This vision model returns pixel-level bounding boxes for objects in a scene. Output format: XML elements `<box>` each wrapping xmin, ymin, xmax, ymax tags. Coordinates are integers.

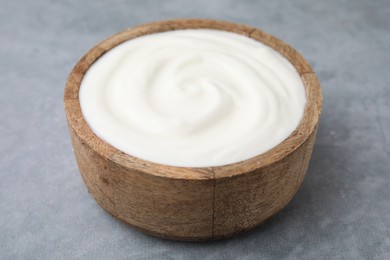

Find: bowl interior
<box><xmin>64</xmin><ymin>19</ymin><xmax>322</xmax><ymax>180</ymax></box>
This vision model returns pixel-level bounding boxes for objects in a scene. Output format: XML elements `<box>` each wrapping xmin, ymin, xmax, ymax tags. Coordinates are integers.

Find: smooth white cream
<box><xmin>79</xmin><ymin>29</ymin><xmax>306</xmax><ymax>167</ymax></box>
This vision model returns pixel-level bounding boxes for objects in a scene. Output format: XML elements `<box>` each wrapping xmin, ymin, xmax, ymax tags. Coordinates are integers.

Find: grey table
<box><xmin>1</xmin><ymin>0</ymin><xmax>389</xmax><ymax>259</ymax></box>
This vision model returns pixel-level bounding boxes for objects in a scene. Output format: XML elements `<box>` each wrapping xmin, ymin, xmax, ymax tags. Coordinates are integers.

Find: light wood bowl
<box><xmin>64</xmin><ymin>19</ymin><xmax>322</xmax><ymax>241</ymax></box>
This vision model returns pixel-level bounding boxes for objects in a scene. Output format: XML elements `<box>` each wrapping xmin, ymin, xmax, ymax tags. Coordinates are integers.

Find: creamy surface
<box><xmin>79</xmin><ymin>29</ymin><xmax>306</xmax><ymax>167</ymax></box>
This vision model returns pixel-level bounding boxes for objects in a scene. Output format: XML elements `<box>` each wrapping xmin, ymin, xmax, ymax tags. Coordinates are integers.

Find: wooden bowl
<box><xmin>64</xmin><ymin>19</ymin><xmax>322</xmax><ymax>241</ymax></box>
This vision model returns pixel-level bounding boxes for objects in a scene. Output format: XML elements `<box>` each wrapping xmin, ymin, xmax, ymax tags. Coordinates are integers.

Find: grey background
<box><xmin>1</xmin><ymin>0</ymin><xmax>389</xmax><ymax>259</ymax></box>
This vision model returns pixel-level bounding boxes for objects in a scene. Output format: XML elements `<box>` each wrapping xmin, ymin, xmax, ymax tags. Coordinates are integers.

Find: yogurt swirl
<box><xmin>79</xmin><ymin>29</ymin><xmax>306</xmax><ymax>167</ymax></box>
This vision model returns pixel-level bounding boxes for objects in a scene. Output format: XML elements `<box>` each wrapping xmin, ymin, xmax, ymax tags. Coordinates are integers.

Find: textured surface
<box><xmin>0</xmin><ymin>0</ymin><xmax>389</xmax><ymax>259</ymax></box>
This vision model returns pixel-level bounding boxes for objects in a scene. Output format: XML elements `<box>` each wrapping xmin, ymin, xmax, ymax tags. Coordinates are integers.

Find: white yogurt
<box><xmin>79</xmin><ymin>29</ymin><xmax>306</xmax><ymax>167</ymax></box>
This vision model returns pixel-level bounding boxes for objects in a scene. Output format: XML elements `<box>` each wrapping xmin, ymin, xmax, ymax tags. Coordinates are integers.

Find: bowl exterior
<box><xmin>66</xmin><ymin>124</ymin><xmax>317</xmax><ymax>240</ymax></box>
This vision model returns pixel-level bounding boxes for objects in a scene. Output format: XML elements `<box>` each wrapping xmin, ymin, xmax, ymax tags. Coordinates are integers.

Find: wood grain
<box><xmin>64</xmin><ymin>19</ymin><xmax>322</xmax><ymax>241</ymax></box>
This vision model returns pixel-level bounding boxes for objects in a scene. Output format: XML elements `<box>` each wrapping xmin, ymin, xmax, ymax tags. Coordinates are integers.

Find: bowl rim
<box><xmin>64</xmin><ymin>18</ymin><xmax>322</xmax><ymax>180</ymax></box>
